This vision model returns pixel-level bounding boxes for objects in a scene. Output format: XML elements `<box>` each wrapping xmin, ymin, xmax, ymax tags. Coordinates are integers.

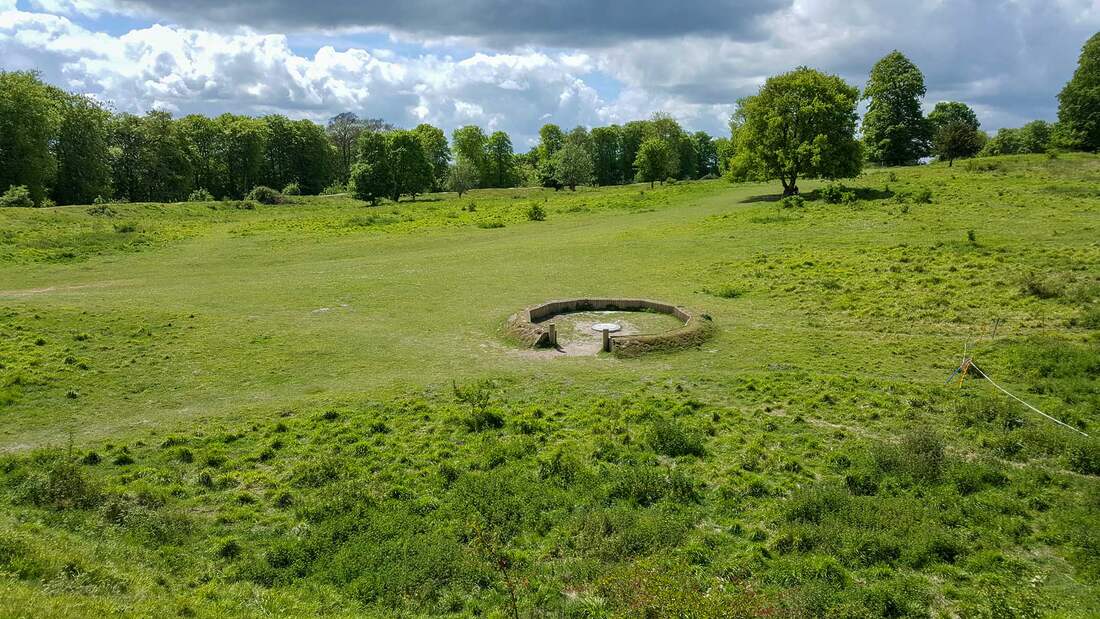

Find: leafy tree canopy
<box><xmin>730</xmin><ymin>66</ymin><xmax>863</xmax><ymax>195</ymax></box>
<box><xmin>862</xmin><ymin>51</ymin><xmax>931</xmax><ymax>166</ymax></box>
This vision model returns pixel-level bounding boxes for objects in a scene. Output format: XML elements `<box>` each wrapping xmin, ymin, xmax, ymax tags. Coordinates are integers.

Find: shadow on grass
<box><xmin>801</xmin><ymin>187</ymin><xmax>896</xmax><ymax>202</ymax></box>
<box><xmin>740</xmin><ymin>194</ymin><xmax>784</xmax><ymax>203</ymax></box>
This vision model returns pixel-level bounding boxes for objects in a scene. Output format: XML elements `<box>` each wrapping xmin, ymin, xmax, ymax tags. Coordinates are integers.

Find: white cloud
<box><xmin>0</xmin><ymin>7</ymin><xmax>610</xmax><ymax>145</ymax></box>
<box><xmin>3</xmin><ymin>0</ymin><xmax>1099</xmax><ymax>142</ymax></box>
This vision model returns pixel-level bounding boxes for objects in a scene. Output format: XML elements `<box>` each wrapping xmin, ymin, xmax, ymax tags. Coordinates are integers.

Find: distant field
<box><xmin>1</xmin><ymin>155</ymin><xmax>1098</xmax><ymax>617</ymax></box>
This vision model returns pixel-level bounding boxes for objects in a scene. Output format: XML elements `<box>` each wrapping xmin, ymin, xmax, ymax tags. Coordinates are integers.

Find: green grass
<box><xmin>0</xmin><ymin>155</ymin><xmax>1098</xmax><ymax>616</ymax></box>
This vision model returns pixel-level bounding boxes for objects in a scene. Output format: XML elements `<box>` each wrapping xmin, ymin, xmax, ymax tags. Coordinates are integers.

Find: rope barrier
<box><xmin>968</xmin><ymin>365</ymin><xmax>1090</xmax><ymax>438</ymax></box>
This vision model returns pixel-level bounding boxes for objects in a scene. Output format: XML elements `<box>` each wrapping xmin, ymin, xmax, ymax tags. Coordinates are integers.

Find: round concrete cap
<box><xmin>592</xmin><ymin>323</ymin><xmax>622</xmax><ymax>333</ymax></box>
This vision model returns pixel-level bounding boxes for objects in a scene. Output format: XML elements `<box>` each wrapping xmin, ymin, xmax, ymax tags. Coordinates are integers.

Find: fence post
<box><xmin>602</xmin><ymin>328</ymin><xmax>611</xmax><ymax>353</ymax></box>
<box><xmin>548</xmin><ymin>324</ymin><xmax>557</xmax><ymax>347</ymax></box>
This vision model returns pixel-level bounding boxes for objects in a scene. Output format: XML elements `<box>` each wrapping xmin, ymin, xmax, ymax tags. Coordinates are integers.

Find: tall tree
<box><xmin>179</xmin><ymin>114</ymin><xmax>227</xmax><ymax>197</ymax></box>
<box><xmin>551</xmin><ymin>142</ymin><xmax>594</xmax><ymax>191</ymax></box>
<box><xmin>1018</xmin><ymin>120</ymin><xmax>1053</xmax><ymax>154</ymax></box>
<box><xmin>452</xmin><ymin>125</ymin><xmax>489</xmax><ymax>187</ymax></box>
<box><xmin>447</xmin><ymin>160</ymin><xmax>478</xmax><ymax>197</ymax></box>
<box><xmin>620</xmin><ymin>121</ymin><xmax>649</xmax><ymax>183</ymax></box>
<box><xmin>934</xmin><ymin>122</ymin><xmax>983</xmax><ymax>166</ymax></box>
<box><xmin>730</xmin><ymin>67</ymin><xmax>862</xmax><ymax>195</ymax></box>
<box><xmin>928</xmin><ymin>101</ymin><xmax>983</xmax><ymax>163</ymax></box>
<box><xmin>52</xmin><ymin>93</ymin><xmax>111</xmax><ymax>205</ymax></box>
<box><xmin>0</xmin><ymin>71</ymin><xmax>59</xmax><ymax>205</ymax></box>
<box><xmin>351</xmin><ymin>130</ymin><xmax>391</xmax><ymax>205</ymax></box>
<box><xmin>386</xmin><ymin>130</ymin><xmax>433</xmax><ymax>201</ymax></box>
<box><xmin>927</xmin><ymin>101</ymin><xmax>980</xmax><ymax>132</ymax></box>
<box><xmin>646</xmin><ymin>113</ymin><xmax>684</xmax><ymax>178</ymax></box>
<box><xmin>1058</xmin><ymin>32</ymin><xmax>1100</xmax><ymax>151</ymax></box>
<box><xmin>292</xmin><ymin>119</ymin><xmax>335</xmax><ymax>194</ymax></box>
<box><xmin>485</xmin><ymin>131</ymin><xmax>516</xmax><ymax>188</ymax></box>
<box><xmin>537</xmin><ymin>124</ymin><xmax>565</xmax><ymax>188</ymax></box>
<box><xmin>262</xmin><ymin>115</ymin><xmax>296</xmax><ymax>191</ymax></box>
<box><xmin>326</xmin><ymin>112</ymin><xmax>362</xmax><ymax>183</ymax></box>
<box><xmin>634</xmin><ymin>138</ymin><xmax>673</xmax><ymax>187</ymax></box>
<box><xmin>862</xmin><ymin>51</ymin><xmax>932</xmax><ymax>166</ymax></box>
<box><xmin>413</xmin><ymin>124</ymin><xmax>451</xmax><ymax>192</ymax></box>
<box><xmin>217</xmin><ymin>114</ymin><xmax>266</xmax><ymax>199</ymax></box>
<box><xmin>591</xmin><ymin>125</ymin><xmax>623</xmax><ymax>186</ymax></box>
<box><xmin>108</xmin><ymin>113</ymin><xmax>147</xmax><ymax>202</ymax></box>
<box><xmin>692</xmin><ymin>131</ymin><xmax>718</xmax><ymax>178</ymax></box>
<box><xmin>141</xmin><ymin>111</ymin><xmax>193</xmax><ymax>202</ymax></box>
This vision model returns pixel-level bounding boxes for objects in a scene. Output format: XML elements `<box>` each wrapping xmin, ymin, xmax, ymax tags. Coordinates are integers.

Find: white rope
<box><xmin>970</xmin><ymin>366</ymin><xmax>1090</xmax><ymax>438</ymax></box>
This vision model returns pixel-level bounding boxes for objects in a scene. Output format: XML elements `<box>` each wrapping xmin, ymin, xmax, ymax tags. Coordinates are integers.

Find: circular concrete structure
<box><xmin>505</xmin><ymin>298</ymin><xmax>715</xmax><ymax>357</ymax></box>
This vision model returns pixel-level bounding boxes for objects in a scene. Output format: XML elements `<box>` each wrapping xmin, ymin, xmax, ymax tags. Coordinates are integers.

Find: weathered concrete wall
<box><xmin>505</xmin><ymin>298</ymin><xmax>715</xmax><ymax>356</ymax></box>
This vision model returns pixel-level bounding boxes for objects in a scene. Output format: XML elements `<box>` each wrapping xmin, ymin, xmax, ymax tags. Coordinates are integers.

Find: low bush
<box><xmin>188</xmin><ymin>188</ymin><xmax>215</xmax><ymax>202</ymax></box>
<box><xmin>281</xmin><ymin>182</ymin><xmax>301</xmax><ymax>196</ymax></box>
<box><xmin>0</xmin><ymin>185</ymin><xmax>34</xmax><ymax>208</ymax></box>
<box><xmin>526</xmin><ymin>203</ymin><xmax>546</xmax><ymax>221</ymax></box>
<box><xmin>246</xmin><ymin>186</ymin><xmax>284</xmax><ymax>205</ymax></box>
<box><xmin>647</xmin><ymin>417</ymin><xmax>705</xmax><ymax>457</ymax></box>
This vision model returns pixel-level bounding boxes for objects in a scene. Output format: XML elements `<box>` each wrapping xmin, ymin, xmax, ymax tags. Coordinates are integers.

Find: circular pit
<box><xmin>506</xmin><ymin>298</ymin><xmax>715</xmax><ymax>357</ymax></box>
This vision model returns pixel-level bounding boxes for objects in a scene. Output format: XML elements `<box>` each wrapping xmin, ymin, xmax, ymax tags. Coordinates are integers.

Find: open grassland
<box><xmin>0</xmin><ymin>154</ymin><xmax>1098</xmax><ymax>617</ymax></box>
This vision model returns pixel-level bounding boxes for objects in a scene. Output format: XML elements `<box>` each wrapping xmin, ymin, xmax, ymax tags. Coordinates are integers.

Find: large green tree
<box><xmin>351</xmin><ymin>130</ymin><xmax>392</xmax><ymax>205</ymax></box>
<box><xmin>1058</xmin><ymin>32</ymin><xmax>1100</xmax><ymax>151</ymax></box>
<box><xmin>53</xmin><ymin>93</ymin><xmax>112</xmax><ymax>205</ymax></box>
<box><xmin>386</xmin><ymin>130</ymin><xmax>433</xmax><ymax>201</ymax></box>
<box><xmin>730</xmin><ymin>67</ymin><xmax>862</xmax><ymax>195</ymax></box>
<box><xmin>634</xmin><ymin>138</ymin><xmax>674</xmax><ymax>187</ymax></box>
<box><xmin>692</xmin><ymin>131</ymin><xmax>718</xmax><ymax>178</ymax></box>
<box><xmin>928</xmin><ymin>101</ymin><xmax>983</xmax><ymax>164</ymax></box>
<box><xmin>590</xmin><ymin>125</ymin><xmax>622</xmax><ymax>186</ymax></box>
<box><xmin>862</xmin><ymin>51</ymin><xmax>931</xmax><ymax>166</ymax></box>
<box><xmin>326</xmin><ymin>112</ymin><xmax>363</xmax><ymax>183</ymax></box>
<box><xmin>217</xmin><ymin>114</ymin><xmax>267</xmax><ymax>199</ymax></box>
<box><xmin>413</xmin><ymin>124</ymin><xmax>451</xmax><ymax>192</ymax></box>
<box><xmin>551</xmin><ymin>142</ymin><xmax>593</xmax><ymax>191</ymax></box>
<box><xmin>292</xmin><ymin>119</ymin><xmax>335</xmax><ymax>194</ymax></box>
<box><xmin>179</xmin><ymin>114</ymin><xmax>227</xmax><ymax>197</ymax></box>
<box><xmin>536</xmin><ymin>124</ymin><xmax>565</xmax><ymax>188</ymax></box>
<box><xmin>485</xmin><ymin>131</ymin><xmax>516</xmax><ymax>188</ymax></box>
<box><xmin>0</xmin><ymin>71</ymin><xmax>60</xmax><ymax>205</ymax></box>
<box><xmin>452</xmin><ymin>125</ymin><xmax>489</xmax><ymax>187</ymax></box>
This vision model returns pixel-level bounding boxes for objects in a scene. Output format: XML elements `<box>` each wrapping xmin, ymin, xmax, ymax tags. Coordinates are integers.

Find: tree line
<box><xmin>1</xmin><ymin>31</ymin><xmax>1097</xmax><ymax>206</ymax></box>
<box><xmin>728</xmin><ymin>32</ymin><xmax>1099</xmax><ymax>194</ymax></box>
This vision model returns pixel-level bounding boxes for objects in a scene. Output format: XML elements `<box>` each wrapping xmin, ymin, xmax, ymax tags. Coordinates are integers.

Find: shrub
<box><xmin>246</xmin><ymin>186</ymin><xmax>284</xmax><ymax>205</ymax></box>
<box><xmin>281</xmin><ymin>182</ymin><xmax>301</xmax><ymax>196</ymax></box>
<box><xmin>462</xmin><ymin>409</ymin><xmax>505</xmax><ymax>432</ymax></box>
<box><xmin>780</xmin><ymin>195</ymin><xmax>805</xmax><ymax>209</ymax></box>
<box><xmin>1067</xmin><ymin>437</ymin><xmax>1100</xmax><ymax>475</ymax></box>
<box><xmin>321</xmin><ymin>181</ymin><xmax>347</xmax><ymax>195</ymax></box>
<box><xmin>609</xmin><ymin>465</ymin><xmax>667</xmax><ymax>506</ymax></box>
<box><xmin>647</xmin><ymin>417</ymin><xmax>705</xmax><ymax>458</ymax></box>
<box><xmin>912</xmin><ymin>188</ymin><xmax>933</xmax><ymax>203</ymax></box>
<box><xmin>821</xmin><ymin>182</ymin><xmax>845</xmax><ymax>204</ymax></box>
<box><xmin>86</xmin><ymin>204</ymin><xmax>116</xmax><ymax>217</ymax></box>
<box><xmin>0</xmin><ymin>185</ymin><xmax>34</xmax><ymax>208</ymax></box>
<box><xmin>16</xmin><ymin>457</ymin><xmax>100</xmax><ymax>510</ymax></box>
<box><xmin>526</xmin><ymin>203</ymin><xmax>546</xmax><ymax>221</ymax></box>
<box><xmin>1021</xmin><ymin>273</ymin><xmax>1063</xmax><ymax>299</ymax></box>
<box><xmin>188</xmin><ymin>188</ymin><xmax>215</xmax><ymax>202</ymax></box>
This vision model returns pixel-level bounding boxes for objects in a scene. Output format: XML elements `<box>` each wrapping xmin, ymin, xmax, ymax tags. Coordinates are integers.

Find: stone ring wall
<box><xmin>506</xmin><ymin>298</ymin><xmax>716</xmax><ymax>357</ymax></box>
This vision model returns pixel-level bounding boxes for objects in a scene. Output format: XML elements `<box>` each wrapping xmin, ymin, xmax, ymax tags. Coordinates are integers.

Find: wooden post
<box><xmin>548</xmin><ymin>324</ymin><xmax>557</xmax><ymax>347</ymax></box>
<box><xmin>602</xmin><ymin>328</ymin><xmax>611</xmax><ymax>353</ymax></box>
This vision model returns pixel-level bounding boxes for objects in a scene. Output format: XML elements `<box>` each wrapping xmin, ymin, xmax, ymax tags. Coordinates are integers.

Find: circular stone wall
<box><xmin>506</xmin><ymin>298</ymin><xmax>715</xmax><ymax>357</ymax></box>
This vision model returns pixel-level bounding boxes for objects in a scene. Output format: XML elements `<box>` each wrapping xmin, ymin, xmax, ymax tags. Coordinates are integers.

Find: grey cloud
<box><xmin>107</xmin><ymin>0</ymin><xmax>792</xmax><ymax>46</ymax></box>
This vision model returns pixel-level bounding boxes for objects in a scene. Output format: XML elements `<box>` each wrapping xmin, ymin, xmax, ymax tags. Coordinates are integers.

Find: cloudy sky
<box><xmin>2</xmin><ymin>0</ymin><xmax>1098</xmax><ymax>147</ymax></box>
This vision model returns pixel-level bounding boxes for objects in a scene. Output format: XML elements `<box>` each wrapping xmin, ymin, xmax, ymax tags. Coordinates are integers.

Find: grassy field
<box><xmin>0</xmin><ymin>154</ymin><xmax>1098</xmax><ymax>617</ymax></box>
